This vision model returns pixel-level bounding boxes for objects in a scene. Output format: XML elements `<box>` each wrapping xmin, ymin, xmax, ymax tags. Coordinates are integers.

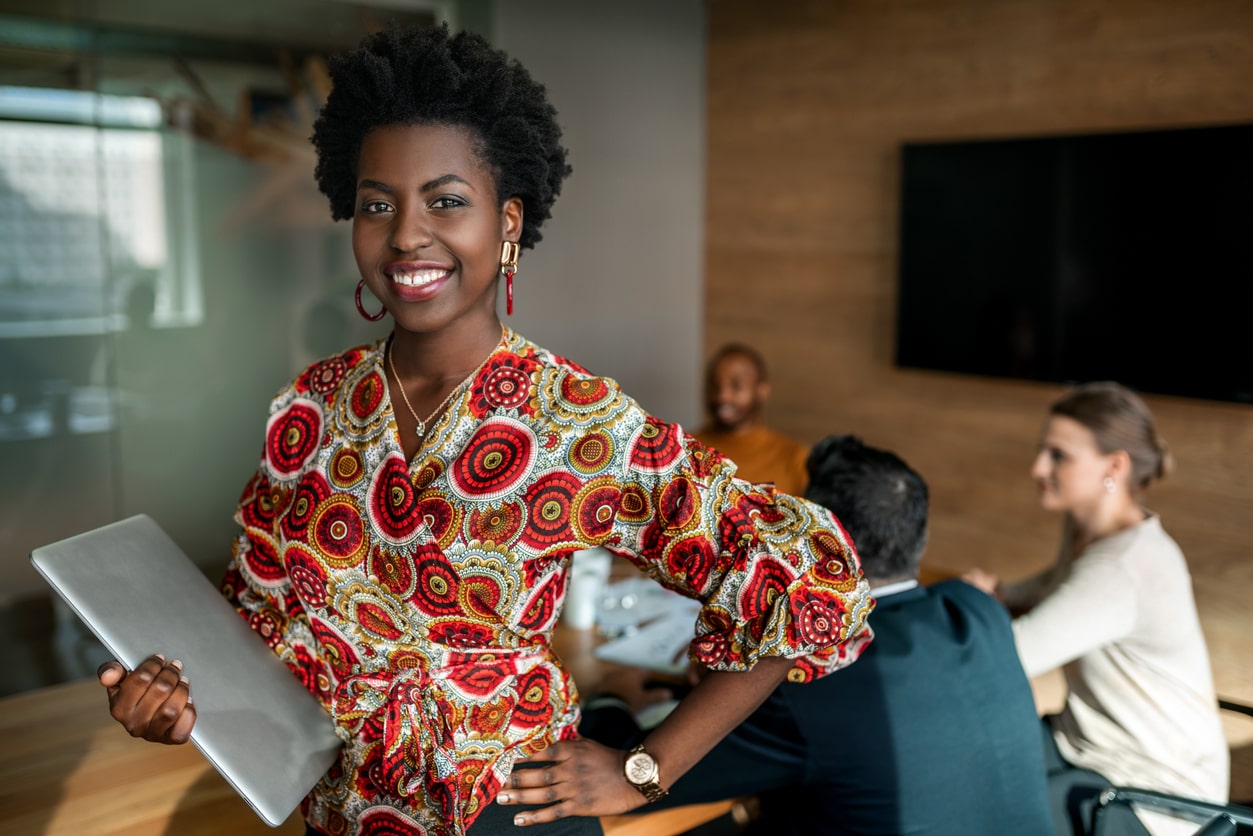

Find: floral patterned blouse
<box><xmin>221</xmin><ymin>328</ymin><xmax>874</xmax><ymax>836</ymax></box>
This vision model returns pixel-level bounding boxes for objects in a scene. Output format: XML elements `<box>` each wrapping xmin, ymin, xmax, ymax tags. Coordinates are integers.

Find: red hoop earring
<box><xmin>500</xmin><ymin>241</ymin><xmax>520</xmax><ymax>316</ymax></box>
<box><xmin>355</xmin><ymin>279</ymin><xmax>386</xmax><ymax>321</ymax></box>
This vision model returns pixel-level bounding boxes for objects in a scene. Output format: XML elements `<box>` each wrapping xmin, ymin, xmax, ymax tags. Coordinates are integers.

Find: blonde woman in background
<box><xmin>966</xmin><ymin>382</ymin><xmax>1228</xmax><ymax>836</ymax></box>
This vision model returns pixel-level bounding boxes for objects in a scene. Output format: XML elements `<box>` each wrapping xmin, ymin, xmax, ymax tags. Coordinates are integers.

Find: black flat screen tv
<box><xmin>895</xmin><ymin>122</ymin><xmax>1253</xmax><ymax>404</ymax></box>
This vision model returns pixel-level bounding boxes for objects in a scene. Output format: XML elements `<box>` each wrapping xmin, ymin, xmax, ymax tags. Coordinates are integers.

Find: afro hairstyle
<box><xmin>311</xmin><ymin>24</ymin><xmax>571</xmax><ymax>250</ymax></box>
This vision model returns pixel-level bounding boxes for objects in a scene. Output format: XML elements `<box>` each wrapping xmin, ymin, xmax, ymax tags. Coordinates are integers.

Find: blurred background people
<box><xmin>694</xmin><ymin>343</ymin><xmax>809</xmax><ymax>496</ymax></box>
<box><xmin>965</xmin><ymin>382</ymin><xmax>1228</xmax><ymax>836</ymax></box>
<box><xmin>584</xmin><ymin>435</ymin><xmax>1053</xmax><ymax>836</ymax></box>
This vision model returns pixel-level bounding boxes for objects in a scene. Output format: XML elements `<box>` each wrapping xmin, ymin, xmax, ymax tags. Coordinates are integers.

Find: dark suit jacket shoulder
<box><xmin>664</xmin><ymin>580</ymin><xmax>1053</xmax><ymax>836</ymax></box>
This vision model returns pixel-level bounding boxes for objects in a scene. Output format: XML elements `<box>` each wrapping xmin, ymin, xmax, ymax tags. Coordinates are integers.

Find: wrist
<box><xmin>623</xmin><ymin>742</ymin><xmax>668</xmax><ymax>803</ymax></box>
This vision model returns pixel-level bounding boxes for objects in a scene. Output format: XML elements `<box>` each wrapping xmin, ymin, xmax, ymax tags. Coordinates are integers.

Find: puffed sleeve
<box><xmin>606</xmin><ymin>413</ymin><xmax>875</xmax><ymax>683</ymax></box>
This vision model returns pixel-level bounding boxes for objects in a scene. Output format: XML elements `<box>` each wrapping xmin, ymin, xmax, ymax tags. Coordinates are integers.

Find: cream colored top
<box><xmin>1011</xmin><ymin>515</ymin><xmax>1228</xmax><ymax>829</ymax></box>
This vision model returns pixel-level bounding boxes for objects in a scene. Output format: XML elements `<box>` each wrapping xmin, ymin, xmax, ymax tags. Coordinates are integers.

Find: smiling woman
<box><xmin>351</xmin><ymin>123</ymin><xmax>521</xmax><ymax>390</ymax></box>
<box><xmin>92</xmin><ymin>23</ymin><xmax>875</xmax><ymax>836</ymax></box>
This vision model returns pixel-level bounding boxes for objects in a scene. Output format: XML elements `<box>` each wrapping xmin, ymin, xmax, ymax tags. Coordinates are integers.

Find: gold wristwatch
<box><xmin>624</xmin><ymin>743</ymin><xmax>668</xmax><ymax>802</ymax></box>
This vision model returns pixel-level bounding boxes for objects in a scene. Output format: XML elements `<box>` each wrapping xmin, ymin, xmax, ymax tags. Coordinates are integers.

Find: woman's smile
<box><xmin>385</xmin><ymin>261</ymin><xmax>453</xmax><ymax>301</ymax></box>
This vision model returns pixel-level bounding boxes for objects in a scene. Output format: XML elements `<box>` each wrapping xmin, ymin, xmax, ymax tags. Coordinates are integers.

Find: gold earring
<box><xmin>500</xmin><ymin>242</ymin><xmax>520</xmax><ymax>315</ymax></box>
<box><xmin>500</xmin><ymin>241</ymin><xmax>519</xmax><ymax>273</ymax></box>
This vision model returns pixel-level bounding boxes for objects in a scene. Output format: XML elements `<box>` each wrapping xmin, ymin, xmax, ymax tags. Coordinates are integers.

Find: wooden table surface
<box><xmin>0</xmin><ymin>626</ymin><xmax>730</xmax><ymax>836</ymax></box>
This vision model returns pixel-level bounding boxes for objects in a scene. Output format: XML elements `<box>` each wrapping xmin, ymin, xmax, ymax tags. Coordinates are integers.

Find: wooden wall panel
<box><xmin>705</xmin><ymin>0</ymin><xmax>1253</xmax><ymax>712</ymax></box>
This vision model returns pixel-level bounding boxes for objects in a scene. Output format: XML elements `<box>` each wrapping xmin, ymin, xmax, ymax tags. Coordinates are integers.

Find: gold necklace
<box><xmin>386</xmin><ymin>327</ymin><xmax>504</xmax><ymax>437</ymax></box>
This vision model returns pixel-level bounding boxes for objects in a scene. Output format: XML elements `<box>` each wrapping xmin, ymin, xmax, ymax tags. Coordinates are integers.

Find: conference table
<box><xmin>0</xmin><ymin>623</ymin><xmax>733</xmax><ymax>836</ymax></box>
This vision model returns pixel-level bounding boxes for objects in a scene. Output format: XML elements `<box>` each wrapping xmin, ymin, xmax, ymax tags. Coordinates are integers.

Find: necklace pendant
<box><xmin>387</xmin><ymin>325</ymin><xmax>505</xmax><ymax>446</ymax></box>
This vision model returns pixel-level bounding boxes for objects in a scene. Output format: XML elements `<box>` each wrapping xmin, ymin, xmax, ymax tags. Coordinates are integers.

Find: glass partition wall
<box><xmin>0</xmin><ymin>4</ymin><xmax>439</xmax><ymax>696</ymax></box>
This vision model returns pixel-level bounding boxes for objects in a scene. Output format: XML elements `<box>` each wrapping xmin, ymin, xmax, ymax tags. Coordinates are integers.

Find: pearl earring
<box><xmin>1103</xmin><ymin>476</ymin><xmax>1116</xmax><ymax>494</ymax></box>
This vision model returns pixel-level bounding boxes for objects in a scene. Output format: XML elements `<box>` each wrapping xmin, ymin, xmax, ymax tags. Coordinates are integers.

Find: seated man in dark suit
<box><xmin>580</xmin><ymin>435</ymin><xmax>1054</xmax><ymax>836</ymax></box>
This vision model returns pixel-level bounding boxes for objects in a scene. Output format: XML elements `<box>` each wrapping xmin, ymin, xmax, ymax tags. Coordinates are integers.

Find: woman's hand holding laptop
<box><xmin>98</xmin><ymin>653</ymin><xmax>197</xmax><ymax>744</ymax></box>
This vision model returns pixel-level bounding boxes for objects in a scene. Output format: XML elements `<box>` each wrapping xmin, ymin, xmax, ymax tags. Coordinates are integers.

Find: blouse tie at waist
<box><xmin>331</xmin><ymin>644</ymin><xmax>578</xmax><ymax>830</ymax></box>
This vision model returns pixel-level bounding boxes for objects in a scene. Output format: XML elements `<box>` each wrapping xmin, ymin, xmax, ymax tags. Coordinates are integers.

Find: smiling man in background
<box><xmin>694</xmin><ymin>342</ymin><xmax>809</xmax><ymax>497</ymax></box>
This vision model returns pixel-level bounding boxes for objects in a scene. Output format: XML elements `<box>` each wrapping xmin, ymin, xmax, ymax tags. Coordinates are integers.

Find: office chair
<box><xmin>1091</xmin><ymin>787</ymin><xmax>1253</xmax><ymax>836</ymax></box>
<box><xmin>1090</xmin><ymin>698</ymin><xmax>1253</xmax><ymax>836</ymax></box>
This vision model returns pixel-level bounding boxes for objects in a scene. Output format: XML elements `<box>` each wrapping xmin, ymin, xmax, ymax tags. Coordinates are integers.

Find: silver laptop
<box><xmin>30</xmin><ymin>514</ymin><xmax>343</xmax><ymax>827</ymax></box>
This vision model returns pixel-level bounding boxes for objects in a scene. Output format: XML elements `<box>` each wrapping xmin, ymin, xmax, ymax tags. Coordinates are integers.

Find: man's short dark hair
<box><xmin>707</xmin><ymin>342</ymin><xmax>768</xmax><ymax>382</ymax></box>
<box><xmin>804</xmin><ymin>435</ymin><xmax>928</xmax><ymax>581</ymax></box>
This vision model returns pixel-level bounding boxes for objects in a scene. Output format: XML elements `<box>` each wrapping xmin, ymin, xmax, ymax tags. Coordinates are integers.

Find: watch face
<box><xmin>625</xmin><ymin>752</ymin><xmax>657</xmax><ymax>784</ymax></box>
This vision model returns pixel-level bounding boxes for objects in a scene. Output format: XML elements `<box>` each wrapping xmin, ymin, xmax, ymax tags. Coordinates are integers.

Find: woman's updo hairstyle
<box><xmin>311</xmin><ymin>24</ymin><xmax>571</xmax><ymax>250</ymax></box>
<box><xmin>1050</xmin><ymin>382</ymin><xmax>1173</xmax><ymax>490</ymax></box>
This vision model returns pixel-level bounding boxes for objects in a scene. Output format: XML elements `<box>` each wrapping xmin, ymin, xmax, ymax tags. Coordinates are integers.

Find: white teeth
<box><xmin>390</xmin><ymin>269</ymin><xmax>446</xmax><ymax>287</ymax></box>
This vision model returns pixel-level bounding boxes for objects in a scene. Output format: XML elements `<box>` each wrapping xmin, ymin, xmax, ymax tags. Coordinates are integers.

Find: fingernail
<box><xmin>180</xmin><ymin>676</ymin><xmax>190</xmax><ymax>685</ymax></box>
<box><xmin>497</xmin><ymin>792</ymin><xmax>510</xmax><ymax>803</ymax></box>
<box><xmin>154</xmin><ymin>653</ymin><xmax>165</xmax><ymax>661</ymax></box>
<box><xmin>170</xmin><ymin>659</ymin><xmax>183</xmax><ymax>671</ymax></box>
<box><xmin>514</xmin><ymin>816</ymin><xmax>526</xmax><ymax>826</ymax></box>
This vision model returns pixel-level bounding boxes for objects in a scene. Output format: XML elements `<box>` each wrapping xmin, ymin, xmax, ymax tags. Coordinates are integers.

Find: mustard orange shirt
<box><xmin>694</xmin><ymin>424</ymin><xmax>810</xmax><ymax>497</ymax></box>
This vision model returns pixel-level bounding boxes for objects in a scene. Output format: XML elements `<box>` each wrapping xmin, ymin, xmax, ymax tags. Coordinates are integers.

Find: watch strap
<box><xmin>636</xmin><ymin>780</ymin><xmax>669</xmax><ymax>803</ymax></box>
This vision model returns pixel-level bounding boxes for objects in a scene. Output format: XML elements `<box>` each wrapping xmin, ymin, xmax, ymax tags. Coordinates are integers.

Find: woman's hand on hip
<box><xmin>496</xmin><ymin>738</ymin><xmax>646</xmax><ymax>825</ymax></box>
<box><xmin>98</xmin><ymin>653</ymin><xmax>197</xmax><ymax>744</ymax></box>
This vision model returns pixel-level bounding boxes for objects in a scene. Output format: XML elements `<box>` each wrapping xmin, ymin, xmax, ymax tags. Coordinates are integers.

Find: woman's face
<box><xmin>1030</xmin><ymin>415</ymin><xmax>1115</xmax><ymax>513</ymax></box>
<box><xmin>352</xmin><ymin>122</ymin><xmax>522</xmax><ymax>337</ymax></box>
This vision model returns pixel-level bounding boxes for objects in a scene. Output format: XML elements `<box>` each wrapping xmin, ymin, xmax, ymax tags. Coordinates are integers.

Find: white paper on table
<box><xmin>592</xmin><ymin>602</ymin><xmax>701</xmax><ymax>676</ymax></box>
<box><xmin>596</xmin><ymin>577</ymin><xmax>694</xmax><ymax>634</ymax></box>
